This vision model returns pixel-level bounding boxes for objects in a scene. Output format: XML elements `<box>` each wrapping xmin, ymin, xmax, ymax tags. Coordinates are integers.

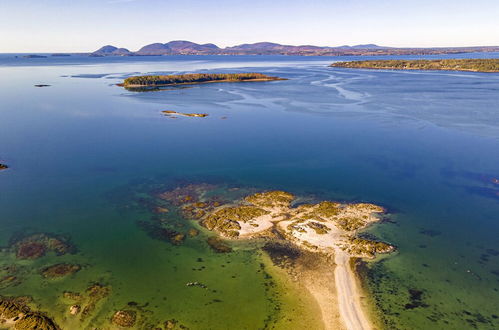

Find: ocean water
<box><xmin>0</xmin><ymin>53</ymin><xmax>499</xmax><ymax>329</ymax></box>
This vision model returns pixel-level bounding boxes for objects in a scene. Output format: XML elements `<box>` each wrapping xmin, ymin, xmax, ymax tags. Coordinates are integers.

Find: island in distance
<box><xmin>331</xmin><ymin>59</ymin><xmax>499</xmax><ymax>73</ymax></box>
<box><xmin>91</xmin><ymin>40</ymin><xmax>499</xmax><ymax>56</ymax></box>
<box><xmin>120</xmin><ymin>73</ymin><xmax>284</xmax><ymax>89</ymax></box>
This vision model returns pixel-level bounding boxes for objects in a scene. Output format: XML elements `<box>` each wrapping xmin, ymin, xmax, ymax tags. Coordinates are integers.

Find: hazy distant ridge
<box><xmin>91</xmin><ymin>40</ymin><xmax>499</xmax><ymax>56</ymax></box>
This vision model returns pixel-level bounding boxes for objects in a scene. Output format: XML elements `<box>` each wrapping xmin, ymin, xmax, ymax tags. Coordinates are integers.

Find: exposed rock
<box><xmin>162</xmin><ymin>110</ymin><xmax>208</xmax><ymax>118</ymax></box>
<box><xmin>307</xmin><ymin>221</ymin><xmax>330</xmax><ymax>234</ymax></box>
<box><xmin>111</xmin><ymin>310</ymin><xmax>136</xmax><ymax>327</ymax></box>
<box><xmin>0</xmin><ymin>297</ymin><xmax>59</xmax><ymax>329</ymax></box>
<box><xmin>203</xmin><ymin>205</ymin><xmax>268</xmax><ymax>236</ymax></box>
<box><xmin>186</xmin><ymin>281</ymin><xmax>207</xmax><ymax>289</ymax></box>
<box><xmin>347</xmin><ymin>238</ymin><xmax>395</xmax><ymax>258</ymax></box>
<box><xmin>245</xmin><ymin>190</ymin><xmax>295</xmax><ymax>208</ymax></box>
<box><xmin>0</xmin><ymin>164</ymin><xmax>8</xmax><ymax>170</ymax></box>
<box><xmin>164</xmin><ymin>319</ymin><xmax>178</xmax><ymax>329</ymax></box>
<box><xmin>69</xmin><ymin>304</ymin><xmax>80</xmax><ymax>315</ymax></box>
<box><xmin>155</xmin><ymin>183</ymin><xmax>392</xmax><ymax>259</ymax></box>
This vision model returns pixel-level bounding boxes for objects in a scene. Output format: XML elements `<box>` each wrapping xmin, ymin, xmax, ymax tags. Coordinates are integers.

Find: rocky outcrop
<box><xmin>0</xmin><ymin>297</ymin><xmax>60</xmax><ymax>329</ymax></box>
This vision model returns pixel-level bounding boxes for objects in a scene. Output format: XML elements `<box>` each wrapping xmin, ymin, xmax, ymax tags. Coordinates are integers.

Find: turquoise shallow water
<box><xmin>1</xmin><ymin>54</ymin><xmax>499</xmax><ymax>329</ymax></box>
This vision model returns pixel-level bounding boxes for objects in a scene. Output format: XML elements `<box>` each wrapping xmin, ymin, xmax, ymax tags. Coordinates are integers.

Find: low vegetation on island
<box><xmin>331</xmin><ymin>59</ymin><xmax>499</xmax><ymax>72</ymax></box>
<box><xmin>121</xmin><ymin>73</ymin><xmax>285</xmax><ymax>88</ymax></box>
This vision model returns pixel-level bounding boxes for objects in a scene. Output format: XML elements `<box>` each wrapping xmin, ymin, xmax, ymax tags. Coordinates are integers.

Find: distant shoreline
<box><xmin>331</xmin><ymin>59</ymin><xmax>499</xmax><ymax>73</ymax></box>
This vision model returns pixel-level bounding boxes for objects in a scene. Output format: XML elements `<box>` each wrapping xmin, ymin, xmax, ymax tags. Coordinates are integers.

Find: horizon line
<box><xmin>3</xmin><ymin>41</ymin><xmax>499</xmax><ymax>54</ymax></box>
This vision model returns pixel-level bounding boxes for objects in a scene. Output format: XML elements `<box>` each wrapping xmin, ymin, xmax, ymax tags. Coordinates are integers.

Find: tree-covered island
<box><xmin>121</xmin><ymin>73</ymin><xmax>285</xmax><ymax>88</ymax></box>
<box><xmin>330</xmin><ymin>59</ymin><xmax>499</xmax><ymax>72</ymax></box>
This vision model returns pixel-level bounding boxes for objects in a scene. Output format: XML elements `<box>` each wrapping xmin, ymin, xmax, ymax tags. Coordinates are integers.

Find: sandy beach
<box><xmin>334</xmin><ymin>249</ymin><xmax>372</xmax><ymax>330</ymax></box>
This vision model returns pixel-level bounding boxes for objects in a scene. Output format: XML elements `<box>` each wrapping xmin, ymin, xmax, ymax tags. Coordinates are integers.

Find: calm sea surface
<box><xmin>1</xmin><ymin>53</ymin><xmax>499</xmax><ymax>329</ymax></box>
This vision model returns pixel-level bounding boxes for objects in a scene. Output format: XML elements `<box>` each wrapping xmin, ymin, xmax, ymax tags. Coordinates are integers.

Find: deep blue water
<box><xmin>1</xmin><ymin>53</ymin><xmax>499</xmax><ymax>329</ymax></box>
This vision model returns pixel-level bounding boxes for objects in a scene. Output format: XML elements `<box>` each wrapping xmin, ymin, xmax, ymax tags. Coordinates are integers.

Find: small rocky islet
<box><xmin>162</xmin><ymin>110</ymin><xmax>208</xmax><ymax>118</ymax></box>
<box><xmin>0</xmin><ymin>164</ymin><xmax>8</xmax><ymax>171</ymax></box>
<box><xmin>154</xmin><ymin>183</ymin><xmax>394</xmax><ymax>259</ymax></box>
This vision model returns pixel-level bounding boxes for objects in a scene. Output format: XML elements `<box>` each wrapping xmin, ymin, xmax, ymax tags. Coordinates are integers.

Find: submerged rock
<box><xmin>206</xmin><ymin>237</ymin><xmax>232</xmax><ymax>253</ymax></box>
<box><xmin>0</xmin><ymin>275</ymin><xmax>19</xmax><ymax>288</ymax></box>
<box><xmin>137</xmin><ymin>220</ymin><xmax>186</xmax><ymax>246</ymax></box>
<box><xmin>80</xmin><ymin>283</ymin><xmax>111</xmax><ymax>322</ymax></box>
<box><xmin>154</xmin><ymin>206</ymin><xmax>169</xmax><ymax>214</ymax></box>
<box><xmin>10</xmin><ymin>233</ymin><xmax>74</xmax><ymax>260</ymax></box>
<box><xmin>188</xmin><ymin>228</ymin><xmax>199</xmax><ymax>237</ymax></box>
<box><xmin>16</xmin><ymin>242</ymin><xmax>47</xmax><ymax>259</ymax></box>
<box><xmin>41</xmin><ymin>263</ymin><xmax>81</xmax><ymax>278</ymax></box>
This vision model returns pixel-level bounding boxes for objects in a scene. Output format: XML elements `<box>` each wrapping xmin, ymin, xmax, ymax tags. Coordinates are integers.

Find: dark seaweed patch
<box><xmin>262</xmin><ymin>241</ymin><xmax>301</xmax><ymax>268</ymax></box>
<box><xmin>136</xmin><ymin>220</ymin><xmax>184</xmax><ymax>245</ymax></box>
<box><xmin>419</xmin><ymin>229</ymin><xmax>441</xmax><ymax>237</ymax></box>
<box><xmin>404</xmin><ymin>289</ymin><xmax>428</xmax><ymax>310</ymax></box>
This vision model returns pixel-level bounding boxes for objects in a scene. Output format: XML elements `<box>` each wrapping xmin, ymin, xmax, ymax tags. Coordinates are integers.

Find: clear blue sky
<box><xmin>0</xmin><ymin>0</ymin><xmax>498</xmax><ymax>52</ymax></box>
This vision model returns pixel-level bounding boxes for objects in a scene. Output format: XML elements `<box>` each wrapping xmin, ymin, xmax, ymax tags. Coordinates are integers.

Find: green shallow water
<box><xmin>0</xmin><ymin>181</ymin><xmax>323</xmax><ymax>329</ymax></box>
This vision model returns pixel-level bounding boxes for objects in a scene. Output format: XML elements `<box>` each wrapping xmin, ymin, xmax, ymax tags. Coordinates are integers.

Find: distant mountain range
<box><xmin>91</xmin><ymin>40</ymin><xmax>499</xmax><ymax>56</ymax></box>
